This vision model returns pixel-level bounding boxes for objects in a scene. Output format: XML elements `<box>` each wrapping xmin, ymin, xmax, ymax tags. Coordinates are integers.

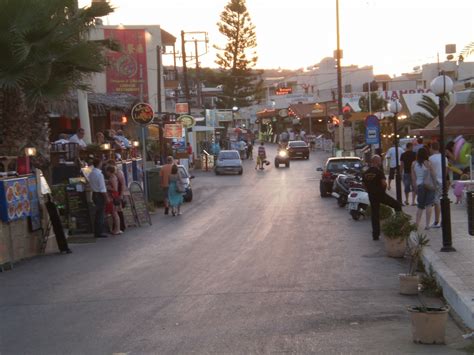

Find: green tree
<box><xmin>0</xmin><ymin>0</ymin><xmax>116</xmax><ymax>164</ymax></box>
<box><xmin>214</xmin><ymin>0</ymin><xmax>263</xmax><ymax>109</ymax></box>
<box><xmin>358</xmin><ymin>93</ymin><xmax>387</xmax><ymax>112</ymax></box>
<box><xmin>403</xmin><ymin>94</ymin><xmax>447</xmax><ymax>129</ymax></box>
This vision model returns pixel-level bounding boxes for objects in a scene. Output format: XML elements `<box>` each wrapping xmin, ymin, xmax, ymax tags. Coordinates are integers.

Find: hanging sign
<box><xmin>164</xmin><ymin>124</ymin><xmax>184</xmax><ymax>138</ymax></box>
<box><xmin>177</xmin><ymin>115</ymin><xmax>196</xmax><ymax>129</ymax></box>
<box><xmin>131</xmin><ymin>102</ymin><xmax>154</xmax><ymax>125</ymax></box>
<box><xmin>175</xmin><ymin>103</ymin><xmax>189</xmax><ymax>114</ymax></box>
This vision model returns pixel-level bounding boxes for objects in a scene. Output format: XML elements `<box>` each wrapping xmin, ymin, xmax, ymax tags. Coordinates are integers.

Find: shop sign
<box><xmin>164</xmin><ymin>124</ymin><xmax>184</xmax><ymax>138</ymax></box>
<box><xmin>278</xmin><ymin>109</ymin><xmax>288</xmax><ymax>118</ymax></box>
<box><xmin>104</xmin><ymin>29</ymin><xmax>148</xmax><ymax>99</ymax></box>
<box><xmin>276</xmin><ymin>87</ymin><xmax>292</xmax><ymax>95</ymax></box>
<box><xmin>131</xmin><ymin>102</ymin><xmax>154</xmax><ymax>125</ymax></box>
<box><xmin>175</xmin><ymin>102</ymin><xmax>189</xmax><ymax>114</ymax></box>
<box><xmin>177</xmin><ymin>114</ymin><xmax>196</xmax><ymax>129</ymax></box>
<box><xmin>365</xmin><ymin>115</ymin><xmax>380</xmax><ymax>145</ymax></box>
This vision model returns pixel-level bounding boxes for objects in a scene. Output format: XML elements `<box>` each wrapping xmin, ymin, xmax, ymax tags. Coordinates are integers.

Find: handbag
<box><xmin>423</xmin><ymin>163</ymin><xmax>436</xmax><ymax>191</ymax></box>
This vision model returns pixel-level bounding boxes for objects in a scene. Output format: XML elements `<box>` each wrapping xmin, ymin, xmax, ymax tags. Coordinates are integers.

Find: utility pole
<box><xmin>194</xmin><ymin>39</ymin><xmax>202</xmax><ymax>108</ymax></box>
<box><xmin>181</xmin><ymin>30</ymin><xmax>191</xmax><ymax>113</ymax></box>
<box><xmin>336</xmin><ymin>0</ymin><xmax>344</xmax><ymax>151</ymax></box>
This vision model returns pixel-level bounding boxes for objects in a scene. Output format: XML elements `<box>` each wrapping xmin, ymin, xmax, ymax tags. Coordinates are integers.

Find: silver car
<box><xmin>215</xmin><ymin>150</ymin><xmax>243</xmax><ymax>175</ymax></box>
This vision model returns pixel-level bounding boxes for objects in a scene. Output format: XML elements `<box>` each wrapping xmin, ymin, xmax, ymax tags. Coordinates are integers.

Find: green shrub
<box><xmin>381</xmin><ymin>212</ymin><xmax>417</xmax><ymax>240</ymax></box>
<box><xmin>366</xmin><ymin>204</ymin><xmax>394</xmax><ymax>220</ymax></box>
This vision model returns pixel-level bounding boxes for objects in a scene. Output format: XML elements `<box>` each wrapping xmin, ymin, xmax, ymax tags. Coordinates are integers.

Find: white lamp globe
<box><xmin>430</xmin><ymin>75</ymin><xmax>454</xmax><ymax>95</ymax></box>
<box><xmin>389</xmin><ymin>99</ymin><xmax>403</xmax><ymax>114</ymax></box>
<box><xmin>232</xmin><ymin>106</ymin><xmax>239</xmax><ymax>112</ymax></box>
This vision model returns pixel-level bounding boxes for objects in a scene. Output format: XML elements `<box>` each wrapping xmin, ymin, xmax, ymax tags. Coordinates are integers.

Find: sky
<box><xmin>80</xmin><ymin>0</ymin><xmax>474</xmax><ymax>76</ymax></box>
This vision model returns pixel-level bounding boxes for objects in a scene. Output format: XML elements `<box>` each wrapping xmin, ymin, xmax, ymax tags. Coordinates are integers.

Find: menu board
<box><xmin>27</xmin><ymin>176</ymin><xmax>41</xmax><ymax>231</ymax></box>
<box><xmin>132</xmin><ymin>159</ymin><xmax>143</xmax><ymax>185</ymax></box>
<box><xmin>122</xmin><ymin>195</ymin><xmax>138</xmax><ymax>227</ymax></box>
<box><xmin>0</xmin><ymin>177</ymin><xmax>31</xmax><ymax>222</ymax></box>
<box><xmin>122</xmin><ymin>161</ymin><xmax>133</xmax><ymax>186</ymax></box>
<box><xmin>65</xmin><ymin>184</ymin><xmax>92</xmax><ymax>235</ymax></box>
<box><xmin>129</xmin><ymin>182</ymin><xmax>151</xmax><ymax>226</ymax></box>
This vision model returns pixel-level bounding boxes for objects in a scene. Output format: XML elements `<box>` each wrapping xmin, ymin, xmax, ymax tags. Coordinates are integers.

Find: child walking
<box><xmin>452</xmin><ymin>174</ymin><xmax>469</xmax><ymax>204</ymax></box>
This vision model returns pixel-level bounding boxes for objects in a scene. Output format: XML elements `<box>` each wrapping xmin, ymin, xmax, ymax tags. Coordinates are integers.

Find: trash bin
<box><xmin>467</xmin><ymin>191</ymin><xmax>474</xmax><ymax>236</ymax></box>
<box><xmin>146</xmin><ymin>167</ymin><xmax>164</xmax><ymax>203</ymax></box>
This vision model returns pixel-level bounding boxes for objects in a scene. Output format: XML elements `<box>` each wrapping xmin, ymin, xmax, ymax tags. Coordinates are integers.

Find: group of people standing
<box><xmin>89</xmin><ymin>158</ymin><xmax>128</xmax><ymax>238</ymax></box>
<box><xmin>363</xmin><ymin>138</ymin><xmax>462</xmax><ymax>240</ymax></box>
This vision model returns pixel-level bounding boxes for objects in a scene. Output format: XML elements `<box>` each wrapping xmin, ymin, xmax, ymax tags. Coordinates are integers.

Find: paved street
<box><xmin>0</xmin><ymin>145</ymin><xmax>466</xmax><ymax>354</ymax></box>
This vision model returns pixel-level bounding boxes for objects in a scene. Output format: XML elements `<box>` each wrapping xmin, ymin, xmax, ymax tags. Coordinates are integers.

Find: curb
<box><xmin>410</xmin><ymin>233</ymin><xmax>474</xmax><ymax>329</ymax></box>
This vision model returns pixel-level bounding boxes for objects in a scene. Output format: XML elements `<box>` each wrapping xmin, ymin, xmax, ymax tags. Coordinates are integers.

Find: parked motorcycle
<box><xmin>331</xmin><ymin>166</ymin><xmax>364</xmax><ymax>208</ymax></box>
<box><xmin>347</xmin><ymin>187</ymin><xmax>370</xmax><ymax>220</ymax></box>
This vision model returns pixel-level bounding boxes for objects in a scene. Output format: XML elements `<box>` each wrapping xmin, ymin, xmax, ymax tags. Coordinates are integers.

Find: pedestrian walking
<box><xmin>107</xmin><ymin>159</ymin><xmax>128</xmax><ymax>231</ymax></box>
<box><xmin>411</xmin><ymin>147</ymin><xmax>437</xmax><ymax>230</ymax></box>
<box><xmin>399</xmin><ymin>142</ymin><xmax>417</xmax><ymax>206</ymax></box>
<box><xmin>89</xmin><ymin>158</ymin><xmax>109</xmax><ymax>238</ymax></box>
<box><xmin>160</xmin><ymin>156</ymin><xmax>174</xmax><ymax>215</ymax></box>
<box><xmin>255</xmin><ymin>141</ymin><xmax>266</xmax><ymax>170</ymax></box>
<box><xmin>429</xmin><ymin>142</ymin><xmax>447</xmax><ymax>228</ymax></box>
<box><xmin>168</xmin><ymin>164</ymin><xmax>184</xmax><ymax>216</ymax></box>
<box><xmin>186</xmin><ymin>142</ymin><xmax>193</xmax><ymax>168</ymax></box>
<box><xmin>104</xmin><ymin>165</ymin><xmax>122</xmax><ymax>235</ymax></box>
<box><xmin>247</xmin><ymin>141</ymin><xmax>253</xmax><ymax>160</ymax></box>
<box><xmin>385</xmin><ymin>143</ymin><xmax>404</xmax><ymax>191</ymax></box>
<box><xmin>362</xmin><ymin>155</ymin><xmax>402</xmax><ymax>240</ymax></box>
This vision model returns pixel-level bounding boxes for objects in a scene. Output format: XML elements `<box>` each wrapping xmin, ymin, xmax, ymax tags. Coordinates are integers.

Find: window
<box><xmin>219</xmin><ymin>151</ymin><xmax>240</xmax><ymax>160</ymax></box>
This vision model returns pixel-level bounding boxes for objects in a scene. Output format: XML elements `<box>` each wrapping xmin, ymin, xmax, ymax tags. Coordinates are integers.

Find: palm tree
<box><xmin>403</xmin><ymin>94</ymin><xmax>448</xmax><ymax>129</ymax></box>
<box><xmin>0</xmin><ymin>0</ymin><xmax>116</xmax><ymax>165</ymax></box>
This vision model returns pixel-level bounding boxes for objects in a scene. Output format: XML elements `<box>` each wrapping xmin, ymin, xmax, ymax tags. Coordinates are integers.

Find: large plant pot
<box><xmin>399</xmin><ymin>274</ymin><xmax>419</xmax><ymax>295</ymax></box>
<box><xmin>407</xmin><ymin>306</ymin><xmax>449</xmax><ymax>344</ymax></box>
<box><xmin>383</xmin><ymin>236</ymin><xmax>407</xmax><ymax>258</ymax></box>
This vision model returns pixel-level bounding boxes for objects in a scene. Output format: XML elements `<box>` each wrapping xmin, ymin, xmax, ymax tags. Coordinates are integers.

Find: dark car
<box><xmin>317</xmin><ymin>157</ymin><xmax>363</xmax><ymax>197</ymax></box>
<box><xmin>287</xmin><ymin>140</ymin><xmax>310</xmax><ymax>159</ymax></box>
<box><xmin>274</xmin><ymin>147</ymin><xmax>290</xmax><ymax>168</ymax></box>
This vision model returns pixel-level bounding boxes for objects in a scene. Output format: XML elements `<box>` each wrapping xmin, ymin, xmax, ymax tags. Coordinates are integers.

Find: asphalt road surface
<box><xmin>0</xmin><ymin>145</ymin><xmax>466</xmax><ymax>354</ymax></box>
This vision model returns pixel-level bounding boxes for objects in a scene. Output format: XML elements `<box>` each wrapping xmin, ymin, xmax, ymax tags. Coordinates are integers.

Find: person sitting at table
<box><xmin>115</xmin><ymin>130</ymin><xmax>131</xmax><ymax>148</ymax></box>
<box><xmin>96</xmin><ymin>132</ymin><xmax>105</xmax><ymax>145</ymax></box>
<box><xmin>54</xmin><ymin>133</ymin><xmax>69</xmax><ymax>145</ymax></box>
<box><xmin>69</xmin><ymin>128</ymin><xmax>87</xmax><ymax>149</ymax></box>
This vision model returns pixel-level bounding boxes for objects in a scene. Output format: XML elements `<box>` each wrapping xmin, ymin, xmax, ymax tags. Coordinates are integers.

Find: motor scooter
<box><xmin>347</xmin><ymin>187</ymin><xmax>370</xmax><ymax>220</ymax></box>
<box><xmin>331</xmin><ymin>166</ymin><xmax>364</xmax><ymax>208</ymax></box>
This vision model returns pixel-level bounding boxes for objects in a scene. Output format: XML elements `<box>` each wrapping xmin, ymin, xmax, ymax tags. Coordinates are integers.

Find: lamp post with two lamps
<box><xmin>388</xmin><ymin>99</ymin><xmax>403</xmax><ymax>204</ymax></box>
<box><xmin>431</xmin><ymin>73</ymin><xmax>456</xmax><ymax>252</ymax></box>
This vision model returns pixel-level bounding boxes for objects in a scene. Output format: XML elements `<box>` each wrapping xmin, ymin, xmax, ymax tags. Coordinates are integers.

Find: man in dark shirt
<box><xmin>363</xmin><ymin>155</ymin><xmax>402</xmax><ymax>240</ymax></box>
<box><xmin>400</xmin><ymin>142</ymin><xmax>417</xmax><ymax>206</ymax></box>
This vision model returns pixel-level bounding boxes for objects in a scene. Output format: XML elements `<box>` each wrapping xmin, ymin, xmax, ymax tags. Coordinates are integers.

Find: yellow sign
<box><xmin>177</xmin><ymin>115</ymin><xmax>196</xmax><ymax>129</ymax></box>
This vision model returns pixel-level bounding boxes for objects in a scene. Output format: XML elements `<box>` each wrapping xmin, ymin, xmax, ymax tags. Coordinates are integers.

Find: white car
<box><xmin>215</xmin><ymin>150</ymin><xmax>243</xmax><ymax>175</ymax></box>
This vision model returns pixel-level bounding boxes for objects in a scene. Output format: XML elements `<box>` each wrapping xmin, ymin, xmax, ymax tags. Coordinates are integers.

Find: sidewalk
<box><xmin>393</xmin><ymin>189</ymin><xmax>474</xmax><ymax>330</ymax></box>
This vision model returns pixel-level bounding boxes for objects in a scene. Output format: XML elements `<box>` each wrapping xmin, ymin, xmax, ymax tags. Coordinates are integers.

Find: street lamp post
<box><xmin>389</xmin><ymin>100</ymin><xmax>403</xmax><ymax>204</ymax></box>
<box><xmin>431</xmin><ymin>73</ymin><xmax>456</xmax><ymax>252</ymax></box>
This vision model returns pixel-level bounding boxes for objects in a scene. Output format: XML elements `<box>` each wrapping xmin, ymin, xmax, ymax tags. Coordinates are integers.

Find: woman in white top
<box><xmin>411</xmin><ymin>147</ymin><xmax>436</xmax><ymax>229</ymax></box>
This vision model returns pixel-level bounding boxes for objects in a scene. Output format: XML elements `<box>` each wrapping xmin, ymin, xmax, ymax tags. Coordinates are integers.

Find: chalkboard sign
<box><xmin>122</xmin><ymin>195</ymin><xmax>138</xmax><ymax>228</ymax></box>
<box><xmin>129</xmin><ymin>182</ymin><xmax>151</xmax><ymax>226</ymax></box>
<box><xmin>65</xmin><ymin>184</ymin><xmax>92</xmax><ymax>234</ymax></box>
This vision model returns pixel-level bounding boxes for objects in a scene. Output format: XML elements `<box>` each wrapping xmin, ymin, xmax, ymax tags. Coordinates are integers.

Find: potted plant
<box><xmin>381</xmin><ymin>212</ymin><xmax>417</xmax><ymax>258</ymax></box>
<box><xmin>407</xmin><ymin>304</ymin><xmax>450</xmax><ymax>344</ymax></box>
<box><xmin>399</xmin><ymin>233</ymin><xmax>429</xmax><ymax>295</ymax></box>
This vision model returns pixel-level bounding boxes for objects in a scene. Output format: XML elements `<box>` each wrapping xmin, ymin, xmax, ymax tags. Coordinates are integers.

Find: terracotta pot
<box><xmin>399</xmin><ymin>274</ymin><xmax>419</xmax><ymax>295</ymax></box>
<box><xmin>407</xmin><ymin>306</ymin><xmax>449</xmax><ymax>344</ymax></box>
<box><xmin>383</xmin><ymin>235</ymin><xmax>407</xmax><ymax>258</ymax></box>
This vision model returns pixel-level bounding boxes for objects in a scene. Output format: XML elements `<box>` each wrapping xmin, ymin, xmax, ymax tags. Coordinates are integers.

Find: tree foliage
<box><xmin>358</xmin><ymin>93</ymin><xmax>387</xmax><ymax>112</ymax></box>
<box><xmin>214</xmin><ymin>0</ymin><xmax>263</xmax><ymax>108</ymax></box>
<box><xmin>0</xmin><ymin>0</ymin><xmax>116</xmax><ymax>160</ymax></box>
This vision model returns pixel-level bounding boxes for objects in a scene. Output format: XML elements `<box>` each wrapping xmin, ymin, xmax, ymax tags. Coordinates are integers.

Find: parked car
<box><xmin>147</xmin><ymin>165</ymin><xmax>194</xmax><ymax>203</ymax></box>
<box><xmin>287</xmin><ymin>140</ymin><xmax>310</xmax><ymax>159</ymax></box>
<box><xmin>317</xmin><ymin>157</ymin><xmax>363</xmax><ymax>197</ymax></box>
<box><xmin>215</xmin><ymin>150</ymin><xmax>243</xmax><ymax>175</ymax></box>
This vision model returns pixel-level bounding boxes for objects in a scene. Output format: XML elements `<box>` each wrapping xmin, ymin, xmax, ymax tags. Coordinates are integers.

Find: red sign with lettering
<box><xmin>104</xmin><ymin>29</ymin><xmax>148</xmax><ymax>100</ymax></box>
